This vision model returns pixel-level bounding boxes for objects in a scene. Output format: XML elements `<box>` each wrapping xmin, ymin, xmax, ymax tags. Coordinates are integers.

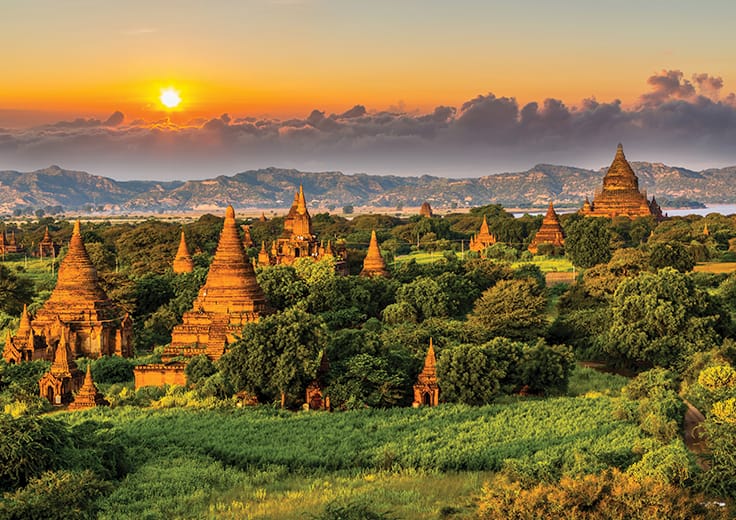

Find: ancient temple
<box><xmin>528</xmin><ymin>203</ymin><xmax>565</xmax><ymax>254</ymax></box>
<box><xmin>413</xmin><ymin>339</ymin><xmax>439</xmax><ymax>407</ymax></box>
<box><xmin>241</xmin><ymin>225</ymin><xmax>254</xmax><ymax>249</ymax></box>
<box><xmin>173</xmin><ymin>230</ymin><xmax>194</xmax><ymax>274</ymax></box>
<box><xmin>0</xmin><ymin>229</ymin><xmax>22</xmax><ymax>255</ymax></box>
<box><xmin>5</xmin><ymin>221</ymin><xmax>132</xmax><ymax>365</ymax></box>
<box><xmin>69</xmin><ymin>364</ymin><xmax>108</xmax><ymax>410</ymax></box>
<box><xmin>469</xmin><ymin>215</ymin><xmax>496</xmax><ymax>252</ymax></box>
<box><xmin>360</xmin><ymin>230</ymin><xmax>389</xmax><ymax>277</ymax></box>
<box><xmin>258</xmin><ymin>185</ymin><xmax>347</xmax><ymax>273</ymax></box>
<box><xmin>2</xmin><ymin>305</ymin><xmax>46</xmax><ymax>363</ymax></box>
<box><xmin>419</xmin><ymin>201</ymin><xmax>434</xmax><ymax>218</ymax></box>
<box><xmin>165</xmin><ymin>206</ymin><xmax>269</xmax><ymax>360</ymax></box>
<box><xmin>580</xmin><ymin>144</ymin><xmax>664</xmax><ymax>220</ymax></box>
<box><xmin>305</xmin><ymin>351</ymin><xmax>330</xmax><ymax>410</ymax></box>
<box><xmin>257</xmin><ymin>241</ymin><xmax>272</xmax><ymax>266</ymax></box>
<box><xmin>38</xmin><ymin>331</ymin><xmax>84</xmax><ymax>405</ymax></box>
<box><xmin>38</xmin><ymin>227</ymin><xmax>57</xmax><ymax>258</ymax></box>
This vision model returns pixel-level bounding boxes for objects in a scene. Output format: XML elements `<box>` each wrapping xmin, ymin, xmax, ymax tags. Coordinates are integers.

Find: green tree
<box><xmin>467</xmin><ymin>279</ymin><xmax>547</xmax><ymax>341</ymax></box>
<box><xmin>396</xmin><ymin>277</ymin><xmax>450</xmax><ymax>321</ymax></box>
<box><xmin>185</xmin><ymin>355</ymin><xmax>217</xmax><ymax>387</ymax></box>
<box><xmin>649</xmin><ymin>242</ymin><xmax>695</xmax><ymax>273</ymax></box>
<box><xmin>0</xmin><ymin>265</ymin><xmax>35</xmax><ymax>316</ymax></box>
<box><xmin>327</xmin><ymin>353</ymin><xmax>408</xmax><ymax>408</ymax></box>
<box><xmin>565</xmin><ymin>217</ymin><xmax>612</xmax><ymax>268</ymax></box>
<box><xmin>255</xmin><ymin>265</ymin><xmax>308</xmax><ymax>311</ymax></box>
<box><xmin>437</xmin><ymin>343</ymin><xmax>506</xmax><ymax>405</ymax></box>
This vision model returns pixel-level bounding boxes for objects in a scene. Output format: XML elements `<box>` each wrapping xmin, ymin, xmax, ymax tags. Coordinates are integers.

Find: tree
<box><xmin>220</xmin><ymin>308</ymin><xmax>326</xmax><ymax>407</ymax></box>
<box><xmin>582</xmin><ymin>248</ymin><xmax>649</xmax><ymax>299</ymax></box>
<box><xmin>327</xmin><ymin>353</ymin><xmax>408</xmax><ymax>408</ymax></box>
<box><xmin>602</xmin><ymin>268</ymin><xmax>727</xmax><ymax>369</ymax></box>
<box><xmin>0</xmin><ymin>265</ymin><xmax>34</xmax><ymax>316</ymax></box>
<box><xmin>565</xmin><ymin>217</ymin><xmax>612</xmax><ymax>268</ymax></box>
<box><xmin>437</xmin><ymin>343</ymin><xmax>506</xmax><ymax>405</ymax></box>
<box><xmin>255</xmin><ymin>265</ymin><xmax>308</xmax><ymax>311</ymax></box>
<box><xmin>649</xmin><ymin>242</ymin><xmax>695</xmax><ymax>273</ymax></box>
<box><xmin>396</xmin><ymin>276</ymin><xmax>450</xmax><ymax>321</ymax></box>
<box><xmin>185</xmin><ymin>355</ymin><xmax>217</xmax><ymax>387</ymax></box>
<box><xmin>467</xmin><ymin>279</ymin><xmax>548</xmax><ymax>341</ymax></box>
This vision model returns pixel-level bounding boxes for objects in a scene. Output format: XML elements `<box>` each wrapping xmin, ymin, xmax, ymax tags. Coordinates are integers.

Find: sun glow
<box><xmin>160</xmin><ymin>87</ymin><xmax>182</xmax><ymax>109</ymax></box>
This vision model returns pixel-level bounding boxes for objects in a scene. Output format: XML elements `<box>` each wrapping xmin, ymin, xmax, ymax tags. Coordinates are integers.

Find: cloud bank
<box><xmin>1</xmin><ymin>70</ymin><xmax>735</xmax><ymax>180</ymax></box>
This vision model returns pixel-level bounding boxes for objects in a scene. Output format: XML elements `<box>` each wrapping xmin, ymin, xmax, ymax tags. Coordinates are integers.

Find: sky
<box><xmin>1</xmin><ymin>0</ymin><xmax>736</xmax><ymax>180</ymax></box>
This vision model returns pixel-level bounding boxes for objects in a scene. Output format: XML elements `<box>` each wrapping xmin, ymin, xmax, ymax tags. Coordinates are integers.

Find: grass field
<box><xmin>392</xmin><ymin>251</ymin><xmax>574</xmax><ymax>273</ymax></box>
<box><xmin>693</xmin><ymin>262</ymin><xmax>736</xmax><ymax>274</ymax></box>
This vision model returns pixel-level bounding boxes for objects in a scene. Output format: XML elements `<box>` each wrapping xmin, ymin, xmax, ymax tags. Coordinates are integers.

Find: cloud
<box><xmin>2</xmin><ymin>70</ymin><xmax>736</xmax><ymax>179</ymax></box>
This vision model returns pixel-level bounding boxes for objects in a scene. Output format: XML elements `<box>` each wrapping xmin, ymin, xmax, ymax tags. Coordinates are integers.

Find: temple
<box><xmin>580</xmin><ymin>144</ymin><xmax>664</xmax><ymax>220</ymax></box>
<box><xmin>469</xmin><ymin>215</ymin><xmax>496</xmax><ymax>252</ymax></box>
<box><xmin>419</xmin><ymin>201</ymin><xmax>434</xmax><ymax>218</ymax></box>
<box><xmin>38</xmin><ymin>330</ymin><xmax>83</xmax><ymax>405</ymax></box>
<box><xmin>528</xmin><ymin>203</ymin><xmax>565</xmax><ymax>254</ymax></box>
<box><xmin>258</xmin><ymin>185</ymin><xmax>348</xmax><ymax>273</ymax></box>
<box><xmin>305</xmin><ymin>351</ymin><xmax>330</xmax><ymax>410</ymax></box>
<box><xmin>37</xmin><ymin>227</ymin><xmax>58</xmax><ymax>258</ymax></box>
<box><xmin>360</xmin><ymin>230</ymin><xmax>389</xmax><ymax>277</ymax></box>
<box><xmin>69</xmin><ymin>364</ymin><xmax>108</xmax><ymax>410</ymax></box>
<box><xmin>241</xmin><ymin>225</ymin><xmax>254</xmax><ymax>249</ymax></box>
<box><xmin>0</xmin><ymin>228</ymin><xmax>22</xmax><ymax>255</ymax></box>
<box><xmin>413</xmin><ymin>339</ymin><xmax>439</xmax><ymax>407</ymax></box>
<box><xmin>4</xmin><ymin>221</ymin><xmax>133</xmax><ymax>365</ymax></box>
<box><xmin>172</xmin><ymin>230</ymin><xmax>194</xmax><ymax>274</ymax></box>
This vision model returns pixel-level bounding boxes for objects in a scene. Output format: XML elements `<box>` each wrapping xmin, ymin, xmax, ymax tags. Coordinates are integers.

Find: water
<box><xmin>512</xmin><ymin>204</ymin><xmax>736</xmax><ymax>218</ymax></box>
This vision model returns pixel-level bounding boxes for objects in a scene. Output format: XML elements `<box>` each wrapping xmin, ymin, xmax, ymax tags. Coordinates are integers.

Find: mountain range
<box><xmin>2</xmin><ymin>162</ymin><xmax>736</xmax><ymax>214</ymax></box>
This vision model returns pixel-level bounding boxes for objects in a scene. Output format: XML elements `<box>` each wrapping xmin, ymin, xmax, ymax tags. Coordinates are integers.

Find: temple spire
<box><xmin>173</xmin><ymin>230</ymin><xmax>194</xmax><ymax>274</ymax></box>
<box><xmin>18</xmin><ymin>304</ymin><xmax>30</xmax><ymax>333</ymax></box>
<box><xmin>360</xmin><ymin>229</ymin><xmax>389</xmax><ymax>277</ymax></box>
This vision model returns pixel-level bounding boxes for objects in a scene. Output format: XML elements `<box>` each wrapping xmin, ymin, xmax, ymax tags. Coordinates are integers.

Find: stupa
<box><xmin>419</xmin><ymin>201</ymin><xmax>434</xmax><ymax>218</ymax></box>
<box><xmin>469</xmin><ymin>215</ymin><xmax>497</xmax><ymax>252</ymax></box>
<box><xmin>413</xmin><ymin>339</ymin><xmax>439</xmax><ymax>407</ymax></box>
<box><xmin>7</xmin><ymin>221</ymin><xmax>132</xmax><ymax>364</ymax></box>
<box><xmin>172</xmin><ymin>230</ymin><xmax>194</xmax><ymax>274</ymax></box>
<box><xmin>360</xmin><ymin>230</ymin><xmax>389</xmax><ymax>277</ymax></box>
<box><xmin>241</xmin><ymin>225</ymin><xmax>254</xmax><ymax>249</ymax></box>
<box><xmin>528</xmin><ymin>203</ymin><xmax>565</xmax><ymax>254</ymax></box>
<box><xmin>38</xmin><ymin>227</ymin><xmax>57</xmax><ymax>258</ymax></box>
<box><xmin>166</xmin><ymin>206</ymin><xmax>269</xmax><ymax>360</ymax></box>
<box><xmin>38</xmin><ymin>331</ymin><xmax>84</xmax><ymax>405</ymax></box>
<box><xmin>2</xmin><ymin>304</ymin><xmax>47</xmax><ymax>363</ymax></box>
<box><xmin>580</xmin><ymin>144</ymin><xmax>664</xmax><ymax>220</ymax></box>
<box><xmin>69</xmin><ymin>364</ymin><xmax>109</xmax><ymax>410</ymax></box>
<box><xmin>0</xmin><ymin>229</ymin><xmax>22</xmax><ymax>255</ymax></box>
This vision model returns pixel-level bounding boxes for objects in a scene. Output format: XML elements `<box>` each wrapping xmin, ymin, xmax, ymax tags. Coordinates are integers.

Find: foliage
<box><xmin>699</xmin><ymin>397</ymin><xmax>736</xmax><ymax>498</ymax></box>
<box><xmin>312</xmin><ymin>500</ymin><xmax>396</xmax><ymax>520</ymax></box>
<box><xmin>476</xmin><ymin>469</ymin><xmax>728</xmax><ymax>520</ymax></box>
<box><xmin>436</xmin><ymin>343</ymin><xmax>507</xmax><ymax>405</ymax></box>
<box><xmin>467</xmin><ymin>279</ymin><xmax>547</xmax><ymax>341</ymax></box>
<box><xmin>564</xmin><ymin>217</ymin><xmax>612</xmax><ymax>268</ymax></box>
<box><xmin>649</xmin><ymin>241</ymin><xmax>696</xmax><ymax>273</ymax></box>
<box><xmin>185</xmin><ymin>354</ymin><xmax>217</xmax><ymax>387</ymax></box>
<box><xmin>328</xmin><ymin>353</ymin><xmax>409</xmax><ymax>408</ymax></box>
<box><xmin>0</xmin><ymin>265</ymin><xmax>35</xmax><ymax>315</ymax></box>
<box><xmin>77</xmin><ymin>356</ymin><xmax>134</xmax><ymax>385</ymax></box>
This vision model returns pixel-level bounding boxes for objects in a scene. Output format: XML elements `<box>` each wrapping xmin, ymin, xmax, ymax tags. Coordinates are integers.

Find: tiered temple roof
<box><xmin>8</xmin><ymin>221</ymin><xmax>132</xmax><ymax>363</ymax></box>
<box><xmin>166</xmin><ymin>205</ymin><xmax>269</xmax><ymax>361</ymax></box>
<box><xmin>580</xmin><ymin>144</ymin><xmax>664</xmax><ymax>220</ymax></box>
<box><xmin>528</xmin><ymin>203</ymin><xmax>565</xmax><ymax>254</ymax></box>
<box><xmin>360</xmin><ymin>230</ymin><xmax>389</xmax><ymax>277</ymax></box>
<box><xmin>0</xmin><ymin>228</ymin><xmax>22</xmax><ymax>255</ymax></box>
<box><xmin>242</xmin><ymin>225</ymin><xmax>254</xmax><ymax>249</ymax></box>
<box><xmin>469</xmin><ymin>215</ymin><xmax>496</xmax><ymax>252</ymax></box>
<box><xmin>2</xmin><ymin>304</ymin><xmax>46</xmax><ymax>363</ymax></box>
<box><xmin>39</xmin><ymin>331</ymin><xmax>83</xmax><ymax>405</ymax></box>
<box><xmin>38</xmin><ymin>227</ymin><xmax>57</xmax><ymax>258</ymax></box>
<box><xmin>69</xmin><ymin>365</ymin><xmax>108</xmax><ymax>410</ymax></box>
<box><xmin>173</xmin><ymin>230</ymin><xmax>194</xmax><ymax>274</ymax></box>
<box><xmin>413</xmin><ymin>338</ymin><xmax>439</xmax><ymax>407</ymax></box>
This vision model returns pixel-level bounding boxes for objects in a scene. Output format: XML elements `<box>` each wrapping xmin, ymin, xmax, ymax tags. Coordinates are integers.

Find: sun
<box><xmin>160</xmin><ymin>87</ymin><xmax>181</xmax><ymax>109</ymax></box>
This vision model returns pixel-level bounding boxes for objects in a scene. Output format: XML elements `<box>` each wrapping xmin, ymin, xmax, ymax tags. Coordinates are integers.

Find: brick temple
<box><xmin>528</xmin><ymin>203</ymin><xmax>565</xmax><ymax>254</ymax></box>
<box><xmin>469</xmin><ymin>215</ymin><xmax>496</xmax><ymax>252</ymax></box>
<box><xmin>360</xmin><ymin>230</ymin><xmax>389</xmax><ymax>277</ymax></box>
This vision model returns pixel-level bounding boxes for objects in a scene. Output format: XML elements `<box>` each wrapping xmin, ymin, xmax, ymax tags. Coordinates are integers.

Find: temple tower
<box><xmin>419</xmin><ymin>201</ymin><xmax>434</xmax><ymax>218</ymax></box>
<box><xmin>38</xmin><ymin>227</ymin><xmax>57</xmax><ymax>258</ymax></box>
<box><xmin>413</xmin><ymin>338</ymin><xmax>439</xmax><ymax>407</ymax></box>
<box><xmin>528</xmin><ymin>203</ymin><xmax>565</xmax><ymax>254</ymax></box>
<box><xmin>69</xmin><ymin>364</ymin><xmax>108</xmax><ymax>410</ymax></box>
<box><xmin>38</xmin><ymin>331</ymin><xmax>83</xmax><ymax>405</ymax></box>
<box><xmin>469</xmin><ymin>215</ymin><xmax>497</xmax><ymax>252</ymax></box>
<box><xmin>360</xmin><ymin>230</ymin><xmax>389</xmax><ymax>277</ymax></box>
<box><xmin>173</xmin><ymin>230</ymin><xmax>194</xmax><ymax>274</ymax></box>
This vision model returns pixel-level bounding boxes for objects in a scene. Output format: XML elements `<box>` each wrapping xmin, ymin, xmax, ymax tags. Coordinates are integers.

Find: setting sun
<box><xmin>160</xmin><ymin>87</ymin><xmax>181</xmax><ymax>109</ymax></box>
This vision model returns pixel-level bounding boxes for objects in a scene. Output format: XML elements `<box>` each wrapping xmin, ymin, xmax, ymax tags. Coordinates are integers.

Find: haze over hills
<box><xmin>1</xmin><ymin>162</ymin><xmax>735</xmax><ymax>214</ymax></box>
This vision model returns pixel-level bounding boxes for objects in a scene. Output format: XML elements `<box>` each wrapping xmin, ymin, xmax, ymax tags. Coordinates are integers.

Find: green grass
<box><xmin>60</xmin><ymin>396</ymin><xmax>645</xmax><ymax>519</ymax></box>
<box><xmin>512</xmin><ymin>257</ymin><xmax>574</xmax><ymax>273</ymax></box>
<box><xmin>566</xmin><ymin>365</ymin><xmax>629</xmax><ymax>397</ymax></box>
<box><xmin>393</xmin><ymin>251</ymin><xmax>462</xmax><ymax>265</ymax></box>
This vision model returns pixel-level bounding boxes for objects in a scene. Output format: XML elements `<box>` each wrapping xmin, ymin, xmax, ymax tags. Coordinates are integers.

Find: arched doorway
<box><xmin>422</xmin><ymin>392</ymin><xmax>431</xmax><ymax>406</ymax></box>
<box><xmin>46</xmin><ymin>386</ymin><xmax>55</xmax><ymax>404</ymax></box>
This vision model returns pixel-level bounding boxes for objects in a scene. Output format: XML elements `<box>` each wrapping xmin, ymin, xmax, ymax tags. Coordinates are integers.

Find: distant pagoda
<box><xmin>413</xmin><ymin>339</ymin><xmax>439</xmax><ymax>407</ymax></box>
<box><xmin>360</xmin><ymin>230</ymin><xmax>389</xmax><ymax>277</ymax></box>
<box><xmin>581</xmin><ymin>143</ymin><xmax>663</xmax><ymax>220</ymax></box>
<box><xmin>172</xmin><ymin>230</ymin><xmax>194</xmax><ymax>274</ymax></box>
<box><xmin>38</xmin><ymin>227</ymin><xmax>57</xmax><ymax>258</ymax></box>
<box><xmin>419</xmin><ymin>201</ymin><xmax>434</xmax><ymax>218</ymax></box>
<box><xmin>469</xmin><ymin>215</ymin><xmax>496</xmax><ymax>252</ymax></box>
<box><xmin>528</xmin><ymin>203</ymin><xmax>565</xmax><ymax>254</ymax></box>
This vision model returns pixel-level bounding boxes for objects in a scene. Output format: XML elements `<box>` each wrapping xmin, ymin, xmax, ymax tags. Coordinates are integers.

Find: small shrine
<box><xmin>39</xmin><ymin>332</ymin><xmax>84</xmax><ymax>405</ymax></box>
<box><xmin>241</xmin><ymin>225</ymin><xmax>254</xmax><ymax>249</ymax></box>
<box><xmin>69</xmin><ymin>365</ymin><xmax>109</xmax><ymax>410</ymax></box>
<box><xmin>360</xmin><ymin>230</ymin><xmax>389</xmax><ymax>277</ymax></box>
<box><xmin>38</xmin><ymin>227</ymin><xmax>58</xmax><ymax>258</ymax></box>
<box><xmin>173</xmin><ymin>230</ymin><xmax>194</xmax><ymax>274</ymax></box>
<box><xmin>419</xmin><ymin>201</ymin><xmax>434</xmax><ymax>218</ymax></box>
<box><xmin>469</xmin><ymin>215</ymin><xmax>496</xmax><ymax>252</ymax></box>
<box><xmin>528</xmin><ymin>203</ymin><xmax>565</xmax><ymax>254</ymax></box>
<box><xmin>413</xmin><ymin>339</ymin><xmax>439</xmax><ymax>407</ymax></box>
<box><xmin>0</xmin><ymin>228</ymin><xmax>22</xmax><ymax>255</ymax></box>
<box><xmin>305</xmin><ymin>351</ymin><xmax>330</xmax><ymax>410</ymax></box>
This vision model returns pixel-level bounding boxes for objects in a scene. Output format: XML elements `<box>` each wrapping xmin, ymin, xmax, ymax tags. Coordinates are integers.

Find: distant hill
<box><xmin>1</xmin><ymin>162</ymin><xmax>735</xmax><ymax>213</ymax></box>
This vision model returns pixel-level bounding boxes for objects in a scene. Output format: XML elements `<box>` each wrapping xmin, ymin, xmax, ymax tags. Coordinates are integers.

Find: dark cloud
<box><xmin>1</xmin><ymin>70</ymin><xmax>736</xmax><ymax>179</ymax></box>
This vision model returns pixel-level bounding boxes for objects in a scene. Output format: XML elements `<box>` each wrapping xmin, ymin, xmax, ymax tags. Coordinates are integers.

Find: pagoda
<box><xmin>0</xmin><ymin>229</ymin><xmax>22</xmax><ymax>255</ymax></box>
<box><xmin>38</xmin><ymin>227</ymin><xmax>57</xmax><ymax>258</ymax></box>
<box><xmin>7</xmin><ymin>221</ymin><xmax>132</xmax><ymax>364</ymax></box>
<box><xmin>469</xmin><ymin>215</ymin><xmax>496</xmax><ymax>252</ymax></box>
<box><xmin>165</xmin><ymin>205</ymin><xmax>269</xmax><ymax>361</ymax></box>
<box><xmin>305</xmin><ymin>351</ymin><xmax>330</xmax><ymax>410</ymax></box>
<box><xmin>241</xmin><ymin>225</ymin><xmax>254</xmax><ymax>249</ymax></box>
<box><xmin>580</xmin><ymin>144</ymin><xmax>664</xmax><ymax>220</ymax></box>
<box><xmin>528</xmin><ymin>203</ymin><xmax>565</xmax><ymax>254</ymax></box>
<box><xmin>172</xmin><ymin>230</ymin><xmax>194</xmax><ymax>274</ymax></box>
<box><xmin>2</xmin><ymin>304</ymin><xmax>47</xmax><ymax>363</ymax></box>
<box><xmin>262</xmin><ymin>185</ymin><xmax>348</xmax><ymax>273</ymax></box>
<box><xmin>69</xmin><ymin>365</ymin><xmax>108</xmax><ymax>410</ymax></box>
<box><xmin>419</xmin><ymin>201</ymin><xmax>434</xmax><ymax>218</ymax></box>
<box><xmin>413</xmin><ymin>339</ymin><xmax>439</xmax><ymax>407</ymax></box>
<box><xmin>360</xmin><ymin>230</ymin><xmax>389</xmax><ymax>277</ymax></box>
<box><xmin>38</xmin><ymin>330</ymin><xmax>84</xmax><ymax>405</ymax></box>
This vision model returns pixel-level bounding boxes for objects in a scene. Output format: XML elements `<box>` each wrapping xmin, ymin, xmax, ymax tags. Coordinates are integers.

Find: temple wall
<box><xmin>134</xmin><ymin>364</ymin><xmax>187</xmax><ymax>388</ymax></box>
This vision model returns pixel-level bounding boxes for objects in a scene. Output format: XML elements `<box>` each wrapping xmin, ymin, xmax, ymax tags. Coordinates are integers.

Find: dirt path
<box><xmin>682</xmin><ymin>400</ymin><xmax>710</xmax><ymax>469</ymax></box>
